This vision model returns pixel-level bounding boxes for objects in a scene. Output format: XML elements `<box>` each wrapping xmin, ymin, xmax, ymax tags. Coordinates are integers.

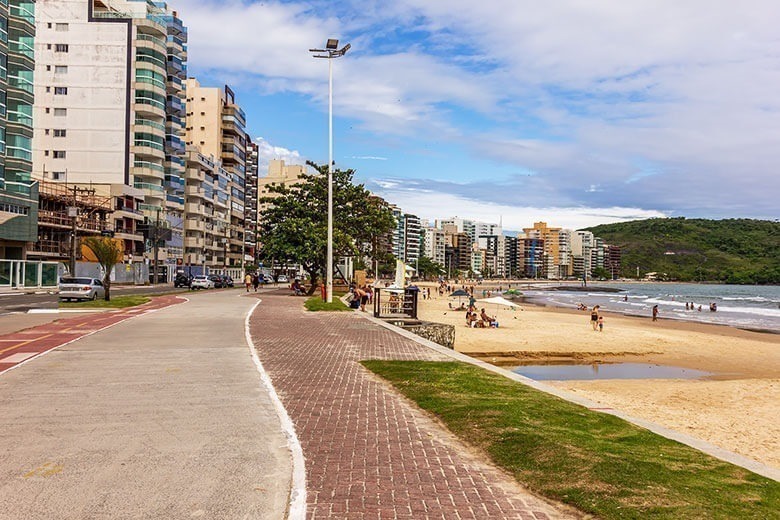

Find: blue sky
<box><xmin>176</xmin><ymin>0</ymin><xmax>780</xmax><ymax>230</ymax></box>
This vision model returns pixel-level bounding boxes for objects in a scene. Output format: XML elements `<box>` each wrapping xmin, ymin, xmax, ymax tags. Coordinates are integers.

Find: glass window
<box><xmin>55</xmin><ymin>23</ymin><xmax>69</xmax><ymax>32</ymax></box>
<box><xmin>53</xmin><ymin>151</ymin><xmax>66</xmax><ymax>159</ymax></box>
<box><xmin>54</xmin><ymin>108</ymin><xmax>67</xmax><ymax>116</ymax></box>
<box><xmin>55</xmin><ymin>44</ymin><xmax>69</xmax><ymax>52</ymax></box>
<box><xmin>53</xmin><ymin>129</ymin><xmax>66</xmax><ymax>137</ymax></box>
<box><xmin>54</xmin><ymin>65</ymin><xmax>67</xmax><ymax>74</ymax></box>
<box><xmin>54</xmin><ymin>87</ymin><xmax>68</xmax><ymax>95</ymax></box>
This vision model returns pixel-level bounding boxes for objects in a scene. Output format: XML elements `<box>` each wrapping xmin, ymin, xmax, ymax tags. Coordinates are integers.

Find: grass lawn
<box><xmin>59</xmin><ymin>295</ymin><xmax>151</xmax><ymax>309</ymax></box>
<box><xmin>304</xmin><ymin>295</ymin><xmax>350</xmax><ymax>312</ymax></box>
<box><xmin>362</xmin><ymin>360</ymin><xmax>780</xmax><ymax>519</ymax></box>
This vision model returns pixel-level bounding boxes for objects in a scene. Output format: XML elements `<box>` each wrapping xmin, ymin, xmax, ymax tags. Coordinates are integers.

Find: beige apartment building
<box><xmin>32</xmin><ymin>0</ymin><xmax>187</xmax><ymax>265</ymax></box>
<box><xmin>181</xmin><ymin>145</ymin><xmax>230</xmax><ymax>273</ymax></box>
<box><xmin>523</xmin><ymin>221</ymin><xmax>561</xmax><ymax>279</ymax></box>
<box><xmin>184</xmin><ymin>78</ymin><xmax>247</xmax><ymax>268</ymax></box>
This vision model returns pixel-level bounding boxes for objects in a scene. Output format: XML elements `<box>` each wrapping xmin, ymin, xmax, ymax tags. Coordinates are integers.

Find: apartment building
<box><xmin>181</xmin><ymin>146</ymin><xmax>229</xmax><ymax>273</ymax></box>
<box><xmin>0</xmin><ymin>0</ymin><xmax>38</xmax><ymax>258</ymax></box>
<box><xmin>32</xmin><ymin>0</ymin><xmax>187</xmax><ymax>264</ymax></box>
<box><xmin>522</xmin><ymin>222</ymin><xmax>562</xmax><ymax>279</ymax></box>
<box><xmin>184</xmin><ymin>79</ymin><xmax>246</xmax><ymax>268</ymax></box>
<box><xmin>244</xmin><ymin>139</ymin><xmax>258</xmax><ymax>263</ymax></box>
<box><xmin>422</xmin><ymin>226</ymin><xmax>445</xmax><ymax>266</ymax></box>
<box><xmin>571</xmin><ymin>230</ymin><xmax>594</xmax><ymax>278</ymax></box>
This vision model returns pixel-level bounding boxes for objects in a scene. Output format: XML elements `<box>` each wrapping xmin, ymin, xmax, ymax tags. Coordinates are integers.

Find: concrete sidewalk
<box><xmin>250</xmin><ymin>291</ymin><xmax>578</xmax><ymax>519</ymax></box>
<box><xmin>0</xmin><ymin>290</ymin><xmax>292</xmax><ymax>519</ymax></box>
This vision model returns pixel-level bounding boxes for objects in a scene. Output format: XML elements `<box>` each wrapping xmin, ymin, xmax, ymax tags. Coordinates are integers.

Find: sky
<box><xmin>174</xmin><ymin>0</ymin><xmax>780</xmax><ymax>230</ymax></box>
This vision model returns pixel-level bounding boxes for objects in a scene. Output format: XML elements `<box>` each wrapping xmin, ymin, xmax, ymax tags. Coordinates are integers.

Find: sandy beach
<box><xmin>416</xmin><ymin>285</ymin><xmax>780</xmax><ymax>468</ymax></box>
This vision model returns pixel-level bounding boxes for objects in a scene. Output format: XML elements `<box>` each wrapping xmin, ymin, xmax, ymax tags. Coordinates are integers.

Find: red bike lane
<box><xmin>0</xmin><ymin>295</ymin><xmax>185</xmax><ymax>374</ymax></box>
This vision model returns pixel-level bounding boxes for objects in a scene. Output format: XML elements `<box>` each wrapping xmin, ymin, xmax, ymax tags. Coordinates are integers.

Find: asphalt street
<box><xmin>0</xmin><ymin>290</ymin><xmax>292</xmax><ymax>519</ymax></box>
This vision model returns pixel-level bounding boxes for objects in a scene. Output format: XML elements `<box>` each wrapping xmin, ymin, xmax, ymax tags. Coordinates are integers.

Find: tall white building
<box><xmin>572</xmin><ymin>230</ymin><xmax>594</xmax><ymax>277</ymax></box>
<box><xmin>32</xmin><ymin>0</ymin><xmax>187</xmax><ymax>262</ymax></box>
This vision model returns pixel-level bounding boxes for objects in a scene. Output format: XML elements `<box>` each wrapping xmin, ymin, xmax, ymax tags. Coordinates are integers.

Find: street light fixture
<box><xmin>310</xmin><ymin>38</ymin><xmax>350</xmax><ymax>303</ymax></box>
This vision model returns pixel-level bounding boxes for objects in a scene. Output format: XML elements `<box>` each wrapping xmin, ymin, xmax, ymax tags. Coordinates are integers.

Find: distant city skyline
<box><xmin>178</xmin><ymin>0</ymin><xmax>779</xmax><ymax>229</ymax></box>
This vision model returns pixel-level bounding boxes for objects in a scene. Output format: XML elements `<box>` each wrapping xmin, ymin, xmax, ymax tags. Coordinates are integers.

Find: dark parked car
<box><xmin>174</xmin><ymin>273</ymin><xmax>192</xmax><ymax>288</ymax></box>
<box><xmin>207</xmin><ymin>274</ymin><xmax>224</xmax><ymax>288</ymax></box>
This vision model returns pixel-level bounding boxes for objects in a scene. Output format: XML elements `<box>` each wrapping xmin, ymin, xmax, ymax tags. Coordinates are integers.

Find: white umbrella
<box><xmin>476</xmin><ymin>296</ymin><xmax>522</xmax><ymax>311</ymax></box>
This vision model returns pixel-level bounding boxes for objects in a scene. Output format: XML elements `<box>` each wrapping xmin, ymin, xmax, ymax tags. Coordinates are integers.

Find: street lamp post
<box><xmin>310</xmin><ymin>38</ymin><xmax>351</xmax><ymax>303</ymax></box>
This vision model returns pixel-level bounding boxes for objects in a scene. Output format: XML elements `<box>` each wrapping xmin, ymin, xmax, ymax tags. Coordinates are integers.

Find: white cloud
<box><xmin>373</xmin><ymin>184</ymin><xmax>666</xmax><ymax>230</ymax></box>
<box><xmin>253</xmin><ymin>137</ymin><xmax>306</xmax><ymax>174</ymax></box>
<box><xmin>170</xmin><ymin>0</ymin><xmax>780</xmax><ymax>219</ymax></box>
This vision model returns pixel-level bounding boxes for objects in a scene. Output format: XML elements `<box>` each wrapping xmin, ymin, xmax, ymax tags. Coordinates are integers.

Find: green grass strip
<box><xmin>361</xmin><ymin>360</ymin><xmax>780</xmax><ymax>519</ymax></box>
<box><xmin>59</xmin><ymin>295</ymin><xmax>151</xmax><ymax>309</ymax></box>
<box><xmin>304</xmin><ymin>295</ymin><xmax>350</xmax><ymax>312</ymax></box>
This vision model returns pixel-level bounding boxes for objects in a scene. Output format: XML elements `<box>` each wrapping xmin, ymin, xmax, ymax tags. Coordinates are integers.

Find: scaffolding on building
<box><xmin>28</xmin><ymin>181</ymin><xmax>113</xmax><ymax>261</ymax></box>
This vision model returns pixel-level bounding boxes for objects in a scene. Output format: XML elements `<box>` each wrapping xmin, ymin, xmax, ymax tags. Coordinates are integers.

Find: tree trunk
<box><xmin>306</xmin><ymin>271</ymin><xmax>319</xmax><ymax>296</ymax></box>
<box><xmin>103</xmin><ymin>274</ymin><xmax>112</xmax><ymax>302</ymax></box>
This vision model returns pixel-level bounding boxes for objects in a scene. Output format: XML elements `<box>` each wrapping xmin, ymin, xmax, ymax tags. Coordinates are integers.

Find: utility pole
<box><xmin>152</xmin><ymin>208</ymin><xmax>161</xmax><ymax>285</ymax></box>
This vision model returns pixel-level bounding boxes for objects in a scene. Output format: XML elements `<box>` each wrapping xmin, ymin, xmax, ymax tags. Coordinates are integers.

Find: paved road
<box><xmin>0</xmin><ymin>290</ymin><xmax>292</xmax><ymax>519</ymax></box>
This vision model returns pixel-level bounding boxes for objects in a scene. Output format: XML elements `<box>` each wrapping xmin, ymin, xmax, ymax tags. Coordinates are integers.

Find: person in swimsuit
<box><xmin>590</xmin><ymin>305</ymin><xmax>600</xmax><ymax>331</ymax></box>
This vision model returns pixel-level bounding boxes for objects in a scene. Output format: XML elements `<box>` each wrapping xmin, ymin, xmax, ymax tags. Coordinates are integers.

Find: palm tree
<box><xmin>82</xmin><ymin>237</ymin><xmax>123</xmax><ymax>301</ymax></box>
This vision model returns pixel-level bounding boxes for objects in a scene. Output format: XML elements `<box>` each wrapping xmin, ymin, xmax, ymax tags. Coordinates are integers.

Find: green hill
<box><xmin>583</xmin><ymin>218</ymin><xmax>780</xmax><ymax>284</ymax></box>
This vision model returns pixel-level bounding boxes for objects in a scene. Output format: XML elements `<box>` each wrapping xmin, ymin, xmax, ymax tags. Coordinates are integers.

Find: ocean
<box><xmin>515</xmin><ymin>282</ymin><xmax>780</xmax><ymax>334</ymax></box>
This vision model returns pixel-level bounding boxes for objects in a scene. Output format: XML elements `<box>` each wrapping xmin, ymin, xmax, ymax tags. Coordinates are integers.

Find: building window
<box><xmin>55</xmin><ymin>44</ymin><xmax>69</xmax><ymax>52</ymax></box>
<box><xmin>53</xmin><ymin>129</ymin><xmax>66</xmax><ymax>137</ymax></box>
<box><xmin>47</xmin><ymin>44</ymin><xmax>51</xmax><ymax>50</ymax></box>
<box><xmin>55</xmin><ymin>65</ymin><xmax>67</xmax><ymax>74</ymax></box>
<box><xmin>53</xmin><ymin>150</ymin><xmax>66</xmax><ymax>159</ymax></box>
<box><xmin>52</xmin><ymin>172</ymin><xmax>65</xmax><ymax>180</ymax></box>
<box><xmin>44</xmin><ymin>150</ymin><xmax>49</xmax><ymax>156</ymax></box>
<box><xmin>54</xmin><ymin>108</ymin><xmax>66</xmax><ymax>116</ymax></box>
<box><xmin>0</xmin><ymin>203</ymin><xmax>30</xmax><ymax>216</ymax></box>
<box><xmin>54</xmin><ymin>87</ymin><xmax>68</xmax><ymax>95</ymax></box>
<box><xmin>55</xmin><ymin>23</ymin><xmax>69</xmax><ymax>32</ymax></box>
<box><xmin>45</xmin><ymin>129</ymin><xmax>50</xmax><ymax>135</ymax></box>
<box><xmin>46</xmin><ymin>86</ymin><xmax>51</xmax><ymax>93</ymax></box>
<box><xmin>46</xmin><ymin>65</ymin><xmax>51</xmax><ymax>71</ymax></box>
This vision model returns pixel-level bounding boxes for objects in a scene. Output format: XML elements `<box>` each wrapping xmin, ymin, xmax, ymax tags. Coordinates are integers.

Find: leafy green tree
<box><xmin>416</xmin><ymin>256</ymin><xmax>445</xmax><ymax>280</ymax></box>
<box><xmin>82</xmin><ymin>237</ymin><xmax>122</xmax><ymax>301</ymax></box>
<box><xmin>258</xmin><ymin>162</ymin><xmax>396</xmax><ymax>294</ymax></box>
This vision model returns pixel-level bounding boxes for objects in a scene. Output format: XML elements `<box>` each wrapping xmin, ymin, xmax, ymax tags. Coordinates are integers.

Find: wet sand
<box><xmin>416</xmin><ymin>286</ymin><xmax>780</xmax><ymax>468</ymax></box>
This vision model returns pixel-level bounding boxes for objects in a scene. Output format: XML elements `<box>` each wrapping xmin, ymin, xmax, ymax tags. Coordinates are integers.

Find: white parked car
<box><xmin>277</xmin><ymin>275</ymin><xmax>289</xmax><ymax>283</ymax></box>
<box><xmin>190</xmin><ymin>275</ymin><xmax>214</xmax><ymax>290</ymax></box>
<box><xmin>59</xmin><ymin>277</ymin><xmax>106</xmax><ymax>301</ymax></box>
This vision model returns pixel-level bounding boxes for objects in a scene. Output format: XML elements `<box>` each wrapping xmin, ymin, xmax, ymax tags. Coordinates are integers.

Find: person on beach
<box><xmin>598</xmin><ymin>316</ymin><xmax>604</xmax><ymax>332</ymax></box>
<box><xmin>652</xmin><ymin>305</ymin><xmax>659</xmax><ymax>321</ymax></box>
<box><xmin>480</xmin><ymin>308</ymin><xmax>496</xmax><ymax>328</ymax></box>
<box><xmin>590</xmin><ymin>305</ymin><xmax>600</xmax><ymax>331</ymax></box>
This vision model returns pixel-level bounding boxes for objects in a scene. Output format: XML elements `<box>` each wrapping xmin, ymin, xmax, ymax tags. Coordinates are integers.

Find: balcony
<box><xmin>185</xmin><ymin>185</ymin><xmax>205</xmax><ymax>199</ymax></box>
<box><xmin>185</xmin><ymin>167</ymin><xmax>205</xmax><ymax>182</ymax></box>
<box><xmin>184</xmin><ymin>236</ymin><xmax>204</xmax><ymax>248</ymax></box>
<box><xmin>167</xmin><ymin>95</ymin><xmax>185</xmax><ymax>116</ymax></box>
<box><xmin>134</xmin><ymin>97</ymin><xmax>166</xmax><ymax>119</ymax></box>
<box><xmin>133</xmin><ymin>160</ymin><xmax>165</xmax><ymax>180</ymax></box>
<box><xmin>185</xmin><ymin>219</ymin><xmax>205</xmax><ymax>232</ymax></box>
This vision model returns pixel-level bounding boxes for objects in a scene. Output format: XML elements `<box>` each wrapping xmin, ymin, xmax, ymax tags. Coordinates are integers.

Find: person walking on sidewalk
<box><xmin>244</xmin><ymin>273</ymin><xmax>252</xmax><ymax>292</ymax></box>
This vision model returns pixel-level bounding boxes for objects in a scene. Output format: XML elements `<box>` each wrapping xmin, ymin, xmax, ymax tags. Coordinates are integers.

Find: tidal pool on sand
<box><xmin>512</xmin><ymin>363</ymin><xmax>712</xmax><ymax>381</ymax></box>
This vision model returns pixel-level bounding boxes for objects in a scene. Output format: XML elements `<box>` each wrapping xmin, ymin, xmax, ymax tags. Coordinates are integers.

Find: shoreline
<box><xmin>414</xmin><ymin>283</ymin><xmax>780</xmax><ymax>467</ymax></box>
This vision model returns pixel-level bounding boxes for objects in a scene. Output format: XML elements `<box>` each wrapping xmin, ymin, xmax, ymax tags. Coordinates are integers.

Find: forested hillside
<box><xmin>584</xmin><ymin>218</ymin><xmax>780</xmax><ymax>284</ymax></box>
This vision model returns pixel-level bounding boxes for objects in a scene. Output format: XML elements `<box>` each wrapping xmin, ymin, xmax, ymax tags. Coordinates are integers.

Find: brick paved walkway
<box><xmin>250</xmin><ymin>292</ymin><xmax>578</xmax><ymax>519</ymax></box>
